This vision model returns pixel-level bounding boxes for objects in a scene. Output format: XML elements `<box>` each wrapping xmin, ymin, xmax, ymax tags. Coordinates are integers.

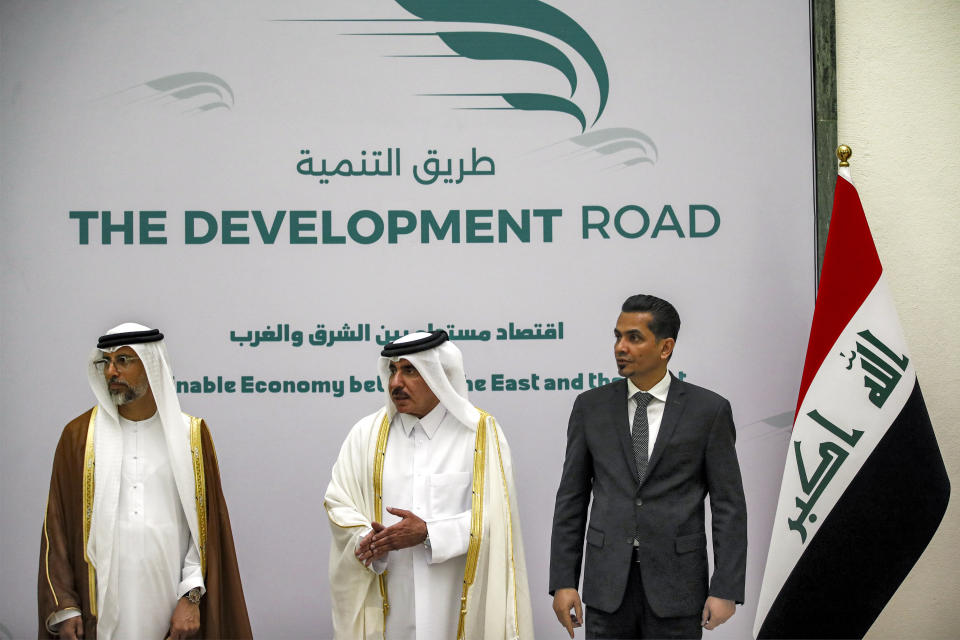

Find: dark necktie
<box><xmin>632</xmin><ymin>392</ymin><xmax>653</xmax><ymax>482</ymax></box>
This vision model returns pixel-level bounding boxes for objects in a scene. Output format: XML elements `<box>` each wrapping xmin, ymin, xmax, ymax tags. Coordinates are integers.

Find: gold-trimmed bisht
<box><xmin>82</xmin><ymin>406</ymin><xmax>98</xmax><ymax>616</ymax></box>
<box><xmin>189</xmin><ymin>414</ymin><xmax>208</xmax><ymax>577</ymax></box>
<box><xmin>373</xmin><ymin>412</ymin><xmax>392</xmax><ymax>621</ymax></box>
<box><xmin>491</xmin><ymin>415</ymin><xmax>522</xmax><ymax>630</ymax></box>
<box><xmin>456</xmin><ymin>410</ymin><xmax>489</xmax><ymax>640</ymax></box>
<box><xmin>42</xmin><ymin>497</ymin><xmax>59</xmax><ymax>607</ymax></box>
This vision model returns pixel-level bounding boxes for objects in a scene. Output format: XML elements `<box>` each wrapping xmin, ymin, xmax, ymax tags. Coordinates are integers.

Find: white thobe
<box><xmin>113</xmin><ymin>414</ymin><xmax>203</xmax><ymax>638</ymax></box>
<box><xmin>49</xmin><ymin>414</ymin><xmax>204</xmax><ymax>638</ymax></box>
<box><xmin>372</xmin><ymin>406</ymin><xmax>474</xmax><ymax>640</ymax></box>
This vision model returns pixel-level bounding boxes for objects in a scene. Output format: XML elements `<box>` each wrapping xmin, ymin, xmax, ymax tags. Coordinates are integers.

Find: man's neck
<box><xmin>410</xmin><ymin>399</ymin><xmax>440</xmax><ymax>420</ymax></box>
<box><xmin>629</xmin><ymin>368</ymin><xmax>669</xmax><ymax>391</ymax></box>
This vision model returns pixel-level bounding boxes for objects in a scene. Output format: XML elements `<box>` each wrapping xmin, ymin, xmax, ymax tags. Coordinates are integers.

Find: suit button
<box><xmin>635</xmin><ymin>498</ymin><xmax>643</xmax><ymax>507</ymax></box>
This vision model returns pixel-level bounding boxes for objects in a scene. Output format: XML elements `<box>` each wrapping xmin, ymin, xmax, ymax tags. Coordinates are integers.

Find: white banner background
<box><xmin>1</xmin><ymin>2</ymin><xmax>813</xmax><ymax>637</ymax></box>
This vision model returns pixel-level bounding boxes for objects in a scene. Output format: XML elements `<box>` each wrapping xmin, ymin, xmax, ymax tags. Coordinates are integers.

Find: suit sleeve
<box><xmin>549</xmin><ymin>395</ymin><xmax>594</xmax><ymax>594</ymax></box>
<box><xmin>704</xmin><ymin>400</ymin><xmax>748</xmax><ymax>603</ymax></box>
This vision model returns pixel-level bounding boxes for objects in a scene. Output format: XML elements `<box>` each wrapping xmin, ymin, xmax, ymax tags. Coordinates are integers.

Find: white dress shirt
<box><xmin>374</xmin><ymin>404</ymin><xmax>475</xmax><ymax>640</ymax></box>
<box><xmin>626</xmin><ymin>371</ymin><xmax>672</xmax><ymax>459</ymax></box>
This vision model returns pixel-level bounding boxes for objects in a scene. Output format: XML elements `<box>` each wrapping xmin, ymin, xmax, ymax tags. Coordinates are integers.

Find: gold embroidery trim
<box><xmin>82</xmin><ymin>406</ymin><xmax>97</xmax><ymax>617</ymax></box>
<box><xmin>43</xmin><ymin>497</ymin><xmax>58</xmax><ymax>607</ymax></box>
<box><xmin>322</xmin><ymin>501</ymin><xmax>369</xmax><ymax>529</ymax></box>
<box><xmin>189</xmin><ymin>415</ymin><xmax>208</xmax><ymax>577</ymax></box>
<box><xmin>492</xmin><ymin>419</ymin><xmax>521</xmax><ymax>631</ymax></box>
<box><xmin>373</xmin><ymin>412</ymin><xmax>391</xmax><ymax>622</ymax></box>
<box><xmin>457</xmin><ymin>410</ymin><xmax>488</xmax><ymax>640</ymax></box>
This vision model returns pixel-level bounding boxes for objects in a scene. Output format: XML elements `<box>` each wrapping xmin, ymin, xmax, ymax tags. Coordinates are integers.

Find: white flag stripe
<box><xmin>753</xmin><ymin>273</ymin><xmax>914</xmax><ymax>635</ymax></box>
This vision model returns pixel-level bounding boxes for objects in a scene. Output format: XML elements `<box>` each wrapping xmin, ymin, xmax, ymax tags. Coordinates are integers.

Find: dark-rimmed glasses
<box><xmin>93</xmin><ymin>354</ymin><xmax>140</xmax><ymax>372</ymax></box>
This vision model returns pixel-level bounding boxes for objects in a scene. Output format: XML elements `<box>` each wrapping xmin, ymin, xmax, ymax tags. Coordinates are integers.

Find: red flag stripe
<box><xmin>795</xmin><ymin>176</ymin><xmax>882</xmax><ymax>418</ymax></box>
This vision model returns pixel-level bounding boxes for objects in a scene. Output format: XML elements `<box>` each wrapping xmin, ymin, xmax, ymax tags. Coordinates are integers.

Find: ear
<box><xmin>659</xmin><ymin>337</ymin><xmax>676</xmax><ymax>360</ymax></box>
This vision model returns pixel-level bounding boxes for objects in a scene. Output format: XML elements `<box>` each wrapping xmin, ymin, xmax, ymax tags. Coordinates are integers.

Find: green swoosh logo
<box><xmin>394</xmin><ymin>0</ymin><xmax>608</xmax><ymax>127</ymax></box>
<box><xmin>436</xmin><ymin>32</ymin><xmax>577</xmax><ymax>98</ymax></box>
<box><xmin>280</xmin><ymin>2</ymin><xmax>616</xmax><ymax>134</ymax></box>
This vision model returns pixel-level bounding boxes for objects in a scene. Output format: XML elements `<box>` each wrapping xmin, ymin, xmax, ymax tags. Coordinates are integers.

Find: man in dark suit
<box><xmin>549</xmin><ymin>294</ymin><xmax>747</xmax><ymax>638</ymax></box>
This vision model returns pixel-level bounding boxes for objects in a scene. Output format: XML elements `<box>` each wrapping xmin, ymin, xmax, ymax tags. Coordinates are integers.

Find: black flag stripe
<box><xmin>758</xmin><ymin>380</ymin><xmax>949</xmax><ymax>639</ymax></box>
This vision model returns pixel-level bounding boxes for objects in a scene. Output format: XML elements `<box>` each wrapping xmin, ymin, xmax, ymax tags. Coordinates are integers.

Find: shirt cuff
<box><xmin>424</xmin><ymin>511</ymin><xmax>471</xmax><ymax>564</ymax></box>
<box><xmin>178</xmin><ymin>540</ymin><xmax>206</xmax><ymax>598</ymax></box>
<box><xmin>370</xmin><ymin>555</ymin><xmax>389</xmax><ymax>575</ymax></box>
<box><xmin>177</xmin><ymin>577</ymin><xmax>206</xmax><ymax>600</ymax></box>
<box><xmin>47</xmin><ymin>608</ymin><xmax>81</xmax><ymax>634</ymax></box>
<box><xmin>355</xmin><ymin>526</ymin><xmax>389</xmax><ymax>575</ymax></box>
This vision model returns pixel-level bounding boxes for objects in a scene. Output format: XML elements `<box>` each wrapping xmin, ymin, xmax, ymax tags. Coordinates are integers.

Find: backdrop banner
<box><xmin>1</xmin><ymin>2</ymin><xmax>815</xmax><ymax>637</ymax></box>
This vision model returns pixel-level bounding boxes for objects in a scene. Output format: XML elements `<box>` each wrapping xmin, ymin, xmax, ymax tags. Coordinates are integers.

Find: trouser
<box><xmin>585</xmin><ymin>552</ymin><xmax>702</xmax><ymax>640</ymax></box>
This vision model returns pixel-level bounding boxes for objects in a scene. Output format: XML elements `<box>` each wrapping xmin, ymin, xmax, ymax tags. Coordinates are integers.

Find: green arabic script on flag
<box><xmin>788</xmin><ymin>410</ymin><xmax>864</xmax><ymax>542</ymax></box>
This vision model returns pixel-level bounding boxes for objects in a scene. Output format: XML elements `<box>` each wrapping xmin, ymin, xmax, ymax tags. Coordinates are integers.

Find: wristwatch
<box><xmin>423</xmin><ymin>533</ymin><xmax>432</xmax><ymax>552</ymax></box>
<box><xmin>183</xmin><ymin>587</ymin><xmax>202</xmax><ymax>605</ymax></box>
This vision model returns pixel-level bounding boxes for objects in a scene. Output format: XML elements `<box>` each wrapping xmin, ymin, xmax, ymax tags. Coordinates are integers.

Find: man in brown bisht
<box><xmin>38</xmin><ymin>323</ymin><xmax>252</xmax><ymax>639</ymax></box>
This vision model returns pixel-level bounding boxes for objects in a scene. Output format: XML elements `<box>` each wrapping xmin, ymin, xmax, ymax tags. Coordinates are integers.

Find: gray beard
<box><xmin>110</xmin><ymin>384</ymin><xmax>141</xmax><ymax>406</ymax></box>
<box><xmin>110</xmin><ymin>390</ymin><xmax>132</xmax><ymax>406</ymax></box>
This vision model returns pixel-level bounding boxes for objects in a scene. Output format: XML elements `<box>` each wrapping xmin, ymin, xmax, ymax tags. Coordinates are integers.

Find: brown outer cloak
<box><xmin>38</xmin><ymin>408</ymin><xmax>253</xmax><ymax>639</ymax></box>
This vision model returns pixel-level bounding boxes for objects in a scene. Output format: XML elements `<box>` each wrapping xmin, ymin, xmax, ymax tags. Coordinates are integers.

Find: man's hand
<box><xmin>58</xmin><ymin>616</ymin><xmax>83</xmax><ymax>640</ymax></box>
<box><xmin>368</xmin><ymin>507</ymin><xmax>428</xmax><ymax>552</ymax></box>
<box><xmin>552</xmin><ymin>588</ymin><xmax>583</xmax><ymax>638</ymax></box>
<box><xmin>166</xmin><ymin>597</ymin><xmax>200</xmax><ymax>640</ymax></box>
<box><xmin>355</xmin><ymin>521</ymin><xmax>387</xmax><ymax>566</ymax></box>
<box><xmin>701</xmin><ymin>596</ymin><xmax>735</xmax><ymax>631</ymax></box>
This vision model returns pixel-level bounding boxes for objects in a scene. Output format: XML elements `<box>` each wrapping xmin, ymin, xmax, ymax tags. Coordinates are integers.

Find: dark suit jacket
<box><xmin>549</xmin><ymin>374</ymin><xmax>747</xmax><ymax>617</ymax></box>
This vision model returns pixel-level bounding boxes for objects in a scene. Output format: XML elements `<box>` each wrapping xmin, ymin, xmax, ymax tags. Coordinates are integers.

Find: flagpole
<box><xmin>753</xmin><ymin>141</ymin><xmax>950</xmax><ymax>639</ymax></box>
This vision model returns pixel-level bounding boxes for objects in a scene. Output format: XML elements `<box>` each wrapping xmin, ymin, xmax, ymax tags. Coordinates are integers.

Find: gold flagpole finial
<box><xmin>837</xmin><ymin>145</ymin><xmax>852</xmax><ymax>167</ymax></box>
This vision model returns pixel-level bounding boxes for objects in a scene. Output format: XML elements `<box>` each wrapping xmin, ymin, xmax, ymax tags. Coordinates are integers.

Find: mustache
<box><xmin>391</xmin><ymin>390</ymin><xmax>409</xmax><ymax>399</ymax></box>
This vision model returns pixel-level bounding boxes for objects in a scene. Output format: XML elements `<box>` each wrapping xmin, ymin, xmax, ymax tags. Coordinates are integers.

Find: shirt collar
<box><xmin>626</xmin><ymin>370</ymin><xmax>671</xmax><ymax>403</ymax></box>
<box><xmin>396</xmin><ymin>403</ymin><xmax>448</xmax><ymax>439</ymax></box>
<box><xmin>118</xmin><ymin>411</ymin><xmax>160</xmax><ymax>428</ymax></box>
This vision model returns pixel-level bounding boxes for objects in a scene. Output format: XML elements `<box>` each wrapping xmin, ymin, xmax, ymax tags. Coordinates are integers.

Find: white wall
<box><xmin>837</xmin><ymin>1</ymin><xmax>960</xmax><ymax>638</ymax></box>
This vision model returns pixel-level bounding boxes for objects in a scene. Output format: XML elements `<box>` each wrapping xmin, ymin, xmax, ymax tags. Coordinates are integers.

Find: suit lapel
<box><xmin>604</xmin><ymin>379</ymin><xmax>640</xmax><ymax>483</ymax></box>
<box><xmin>644</xmin><ymin>374</ymin><xmax>686</xmax><ymax>484</ymax></box>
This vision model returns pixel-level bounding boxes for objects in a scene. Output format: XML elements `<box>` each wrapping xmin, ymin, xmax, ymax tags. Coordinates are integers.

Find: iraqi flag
<box><xmin>753</xmin><ymin>165</ymin><xmax>950</xmax><ymax>639</ymax></box>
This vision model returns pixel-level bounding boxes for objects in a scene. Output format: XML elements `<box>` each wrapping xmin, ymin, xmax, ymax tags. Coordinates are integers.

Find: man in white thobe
<box><xmin>325</xmin><ymin>330</ymin><xmax>534</xmax><ymax>640</ymax></box>
<box><xmin>38</xmin><ymin>323</ymin><xmax>251</xmax><ymax>640</ymax></box>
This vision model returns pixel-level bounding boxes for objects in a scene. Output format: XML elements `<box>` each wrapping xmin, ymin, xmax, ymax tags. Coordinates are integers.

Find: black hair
<box><xmin>620</xmin><ymin>294</ymin><xmax>680</xmax><ymax>341</ymax></box>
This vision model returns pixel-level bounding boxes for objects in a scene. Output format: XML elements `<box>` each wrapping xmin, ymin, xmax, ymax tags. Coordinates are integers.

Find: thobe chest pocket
<box><xmin>428</xmin><ymin>471</ymin><xmax>472</xmax><ymax>517</ymax></box>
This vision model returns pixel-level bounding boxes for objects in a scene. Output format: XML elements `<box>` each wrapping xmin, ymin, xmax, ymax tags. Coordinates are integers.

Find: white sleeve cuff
<box><xmin>355</xmin><ymin>526</ymin><xmax>389</xmax><ymax>575</ymax></box>
<box><xmin>370</xmin><ymin>555</ymin><xmax>389</xmax><ymax>575</ymax></box>
<box><xmin>178</xmin><ymin>540</ymin><xmax>206</xmax><ymax>598</ymax></box>
<box><xmin>425</xmin><ymin>511</ymin><xmax>471</xmax><ymax>564</ymax></box>
<box><xmin>177</xmin><ymin>577</ymin><xmax>206</xmax><ymax>599</ymax></box>
<box><xmin>47</xmin><ymin>608</ymin><xmax>81</xmax><ymax>633</ymax></box>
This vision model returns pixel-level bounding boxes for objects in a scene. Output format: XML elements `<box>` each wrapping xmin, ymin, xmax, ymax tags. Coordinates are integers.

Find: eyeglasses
<box><xmin>93</xmin><ymin>354</ymin><xmax>141</xmax><ymax>372</ymax></box>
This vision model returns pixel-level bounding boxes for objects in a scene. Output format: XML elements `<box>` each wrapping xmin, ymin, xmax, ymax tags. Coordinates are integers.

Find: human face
<box><xmin>100</xmin><ymin>346</ymin><xmax>151</xmax><ymax>406</ymax></box>
<box><xmin>614</xmin><ymin>311</ymin><xmax>674</xmax><ymax>390</ymax></box>
<box><xmin>388</xmin><ymin>358</ymin><xmax>440</xmax><ymax>418</ymax></box>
